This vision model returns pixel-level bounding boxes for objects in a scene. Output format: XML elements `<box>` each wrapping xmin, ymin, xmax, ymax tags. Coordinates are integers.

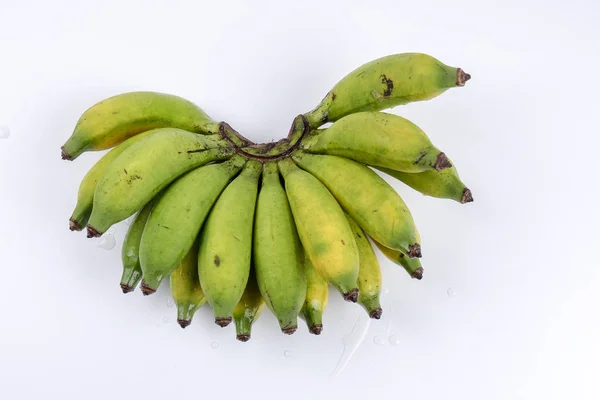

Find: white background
<box><xmin>1</xmin><ymin>0</ymin><xmax>599</xmax><ymax>399</ymax></box>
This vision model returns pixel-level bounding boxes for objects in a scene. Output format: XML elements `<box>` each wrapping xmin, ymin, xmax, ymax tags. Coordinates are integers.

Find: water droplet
<box><xmin>155</xmin><ymin>324</ymin><xmax>161</xmax><ymax>328</ymax></box>
<box><xmin>97</xmin><ymin>229</ymin><xmax>116</xmax><ymax>250</ymax></box>
<box><xmin>330</xmin><ymin>316</ymin><xmax>371</xmax><ymax>378</ymax></box>
<box><xmin>166</xmin><ymin>297</ymin><xmax>175</xmax><ymax>308</ymax></box>
<box><xmin>163</xmin><ymin>316</ymin><xmax>170</xmax><ymax>324</ymax></box>
<box><xmin>373</xmin><ymin>335</ymin><xmax>386</xmax><ymax>346</ymax></box>
<box><xmin>383</xmin><ymin>288</ymin><xmax>390</xmax><ymax>295</ymax></box>
<box><xmin>389</xmin><ymin>335</ymin><xmax>401</xmax><ymax>346</ymax></box>
<box><xmin>0</xmin><ymin>125</ymin><xmax>10</xmax><ymax>139</ymax></box>
<box><xmin>210</xmin><ymin>341</ymin><xmax>219</xmax><ymax>349</ymax></box>
<box><xmin>284</xmin><ymin>350</ymin><xmax>292</xmax><ymax>357</ymax></box>
<box><xmin>447</xmin><ymin>287</ymin><xmax>456</xmax><ymax>297</ymax></box>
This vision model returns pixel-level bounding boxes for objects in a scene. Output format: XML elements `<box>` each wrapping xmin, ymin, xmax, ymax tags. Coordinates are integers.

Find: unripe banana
<box><xmin>278</xmin><ymin>157</ymin><xmax>359</xmax><ymax>302</ymax></box>
<box><xmin>69</xmin><ymin>129</ymin><xmax>159</xmax><ymax>231</ymax></box>
<box><xmin>304</xmin><ymin>53</ymin><xmax>470</xmax><ymax>128</ymax></box>
<box><xmin>198</xmin><ymin>160</ymin><xmax>262</xmax><ymax>327</ymax></box>
<box><xmin>346</xmin><ymin>214</ymin><xmax>383</xmax><ymax>319</ymax></box>
<box><xmin>139</xmin><ymin>156</ymin><xmax>247</xmax><ymax>295</ymax></box>
<box><xmin>253</xmin><ymin>162</ymin><xmax>306</xmax><ymax>334</ymax></box>
<box><xmin>86</xmin><ymin>128</ymin><xmax>234</xmax><ymax>237</ymax></box>
<box><xmin>170</xmin><ymin>237</ymin><xmax>207</xmax><ymax>328</ymax></box>
<box><xmin>233</xmin><ymin>269</ymin><xmax>265</xmax><ymax>342</ymax></box>
<box><xmin>293</xmin><ymin>152</ymin><xmax>421</xmax><ymax>258</ymax></box>
<box><xmin>299</xmin><ymin>254</ymin><xmax>329</xmax><ymax>335</ymax></box>
<box><xmin>377</xmin><ymin>164</ymin><xmax>473</xmax><ymax>204</ymax></box>
<box><xmin>120</xmin><ymin>197</ymin><xmax>158</xmax><ymax>293</ymax></box>
<box><xmin>61</xmin><ymin>91</ymin><xmax>219</xmax><ymax>160</ymax></box>
<box><xmin>301</xmin><ymin>111</ymin><xmax>451</xmax><ymax>173</ymax></box>
<box><xmin>374</xmin><ymin>240</ymin><xmax>424</xmax><ymax>280</ymax></box>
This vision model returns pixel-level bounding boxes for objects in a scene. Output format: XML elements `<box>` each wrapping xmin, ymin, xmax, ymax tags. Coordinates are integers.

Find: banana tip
<box><xmin>281</xmin><ymin>326</ymin><xmax>297</xmax><ymax>335</ymax></box>
<box><xmin>61</xmin><ymin>146</ymin><xmax>73</xmax><ymax>161</ymax></box>
<box><xmin>369</xmin><ymin>308</ymin><xmax>383</xmax><ymax>319</ymax></box>
<box><xmin>343</xmin><ymin>288</ymin><xmax>359</xmax><ymax>303</ymax></box>
<box><xmin>120</xmin><ymin>284</ymin><xmax>134</xmax><ymax>294</ymax></box>
<box><xmin>461</xmin><ymin>188</ymin><xmax>474</xmax><ymax>204</ymax></box>
<box><xmin>411</xmin><ymin>268</ymin><xmax>424</xmax><ymax>280</ymax></box>
<box><xmin>236</xmin><ymin>334</ymin><xmax>250</xmax><ymax>342</ymax></box>
<box><xmin>434</xmin><ymin>152</ymin><xmax>452</xmax><ymax>171</ymax></box>
<box><xmin>140</xmin><ymin>281</ymin><xmax>156</xmax><ymax>296</ymax></box>
<box><xmin>86</xmin><ymin>225</ymin><xmax>102</xmax><ymax>238</ymax></box>
<box><xmin>309</xmin><ymin>325</ymin><xmax>323</xmax><ymax>335</ymax></box>
<box><xmin>456</xmin><ymin>68</ymin><xmax>471</xmax><ymax>86</ymax></box>
<box><xmin>177</xmin><ymin>319</ymin><xmax>191</xmax><ymax>329</ymax></box>
<box><xmin>69</xmin><ymin>218</ymin><xmax>82</xmax><ymax>231</ymax></box>
<box><xmin>408</xmin><ymin>243</ymin><xmax>422</xmax><ymax>258</ymax></box>
<box><xmin>215</xmin><ymin>317</ymin><xmax>232</xmax><ymax>328</ymax></box>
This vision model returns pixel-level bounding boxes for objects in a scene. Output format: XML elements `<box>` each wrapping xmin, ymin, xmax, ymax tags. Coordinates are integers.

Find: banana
<box><xmin>304</xmin><ymin>53</ymin><xmax>470</xmax><ymax>128</ymax></box>
<box><xmin>374</xmin><ymin>240</ymin><xmax>424</xmax><ymax>280</ymax></box>
<box><xmin>253</xmin><ymin>162</ymin><xmax>306</xmax><ymax>334</ymax></box>
<box><xmin>86</xmin><ymin>128</ymin><xmax>234</xmax><ymax>237</ymax></box>
<box><xmin>139</xmin><ymin>156</ymin><xmax>247</xmax><ymax>295</ymax></box>
<box><xmin>301</xmin><ymin>111</ymin><xmax>451</xmax><ymax>173</ymax></box>
<box><xmin>345</xmin><ymin>214</ymin><xmax>383</xmax><ymax>319</ymax></box>
<box><xmin>198</xmin><ymin>160</ymin><xmax>262</xmax><ymax>327</ymax></box>
<box><xmin>278</xmin><ymin>157</ymin><xmax>359</xmax><ymax>301</ymax></box>
<box><xmin>299</xmin><ymin>254</ymin><xmax>329</xmax><ymax>335</ymax></box>
<box><xmin>293</xmin><ymin>152</ymin><xmax>421</xmax><ymax>258</ymax></box>
<box><xmin>377</xmin><ymin>164</ymin><xmax>473</xmax><ymax>204</ymax></box>
<box><xmin>61</xmin><ymin>91</ymin><xmax>219</xmax><ymax>160</ymax></box>
<box><xmin>233</xmin><ymin>268</ymin><xmax>265</xmax><ymax>342</ymax></box>
<box><xmin>120</xmin><ymin>197</ymin><xmax>158</xmax><ymax>293</ymax></box>
<box><xmin>170</xmin><ymin>237</ymin><xmax>207</xmax><ymax>328</ymax></box>
<box><xmin>69</xmin><ymin>129</ymin><xmax>160</xmax><ymax>231</ymax></box>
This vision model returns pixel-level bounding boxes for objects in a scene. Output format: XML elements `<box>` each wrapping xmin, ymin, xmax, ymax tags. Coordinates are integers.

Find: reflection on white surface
<box><xmin>330</xmin><ymin>315</ymin><xmax>371</xmax><ymax>377</ymax></box>
<box><xmin>96</xmin><ymin>227</ymin><xmax>116</xmax><ymax>250</ymax></box>
<box><xmin>0</xmin><ymin>125</ymin><xmax>10</xmax><ymax>139</ymax></box>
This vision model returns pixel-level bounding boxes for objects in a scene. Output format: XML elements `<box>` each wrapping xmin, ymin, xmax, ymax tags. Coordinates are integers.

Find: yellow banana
<box><xmin>253</xmin><ymin>162</ymin><xmax>306</xmax><ymax>334</ymax></box>
<box><xmin>198</xmin><ymin>161</ymin><xmax>262</xmax><ymax>327</ymax></box>
<box><xmin>233</xmin><ymin>268</ymin><xmax>265</xmax><ymax>342</ymax></box>
<box><xmin>86</xmin><ymin>128</ymin><xmax>233</xmax><ymax>237</ymax></box>
<box><xmin>61</xmin><ymin>91</ymin><xmax>219</xmax><ymax>160</ymax></box>
<box><xmin>301</xmin><ymin>111</ymin><xmax>451</xmax><ymax>173</ymax></box>
<box><xmin>299</xmin><ymin>254</ymin><xmax>329</xmax><ymax>335</ymax></box>
<box><xmin>278</xmin><ymin>157</ymin><xmax>359</xmax><ymax>302</ymax></box>
<box><xmin>293</xmin><ymin>152</ymin><xmax>421</xmax><ymax>258</ymax></box>
<box><xmin>304</xmin><ymin>53</ymin><xmax>470</xmax><ymax>127</ymax></box>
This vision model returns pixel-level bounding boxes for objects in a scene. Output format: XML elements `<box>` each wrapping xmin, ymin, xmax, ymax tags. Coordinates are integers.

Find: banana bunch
<box><xmin>63</xmin><ymin>53</ymin><xmax>472</xmax><ymax>341</ymax></box>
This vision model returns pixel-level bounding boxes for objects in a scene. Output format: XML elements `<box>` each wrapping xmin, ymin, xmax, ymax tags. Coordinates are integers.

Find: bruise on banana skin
<box><xmin>380</xmin><ymin>74</ymin><xmax>394</xmax><ymax>97</ymax></box>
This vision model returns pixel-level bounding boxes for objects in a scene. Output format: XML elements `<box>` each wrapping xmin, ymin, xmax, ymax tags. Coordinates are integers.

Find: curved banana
<box><xmin>278</xmin><ymin>158</ymin><xmax>359</xmax><ymax>301</ymax></box>
<box><xmin>69</xmin><ymin>129</ymin><xmax>159</xmax><ymax>231</ymax></box>
<box><xmin>61</xmin><ymin>91</ymin><xmax>219</xmax><ymax>160</ymax></box>
<box><xmin>120</xmin><ymin>197</ymin><xmax>158</xmax><ymax>293</ymax></box>
<box><xmin>299</xmin><ymin>254</ymin><xmax>329</xmax><ymax>335</ymax></box>
<box><xmin>139</xmin><ymin>156</ymin><xmax>246</xmax><ymax>294</ymax></box>
<box><xmin>377</xmin><ymin>164</ymin><xmax>473</xmax><ymax>204</ymax></box>
<box><xmin>304</xmin><ymin>53</ymin><xmax>470</xmax><ymax>127</ymax></box>
<box><xmin>254</xmin><ymin>162</ymin><xmax>306</xmax><ymax>334</ymax></box>
<box><xmin>233</xmin><ymin>268</ymin><xmax>265</xmax><ymax>342</ymax></box>
<box><xmin>170</xmin><ymin>237</ymin><xmax>207</xmax><ymax>328</ymax></box>
<box><xmin>86</xmin><ymin>128</ymin><xmax>234</xmax><ymax>237</ymax></box>
<box><xmin>374</xmin><ymin>240</ymin><xmax>424</xmax><ymax>280</ymax></box>
<box><xmin>346</xmin><ymin>214</ymin><xmax>383</xmax><ymax>319</ymax></box>
<box><xmin>293</xmin><ymin>152</ymin><xmax>421</xmax><ymax>258</ymax></box>
<box><xmin>198</xmin><ymin>160</ymin><xmax>262</xmax><ymax>327</ymax></box>
<box><xmin>301</xmin><ymin>111</ymin><xmax>451</xmax><ymax>173</ymax></box>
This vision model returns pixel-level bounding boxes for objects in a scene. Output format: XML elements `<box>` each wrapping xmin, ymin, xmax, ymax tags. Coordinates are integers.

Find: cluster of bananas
<box><xmin>63</xmin><ymin>53</ymin><xmax>472</xmax><ymax>341</ymax></box>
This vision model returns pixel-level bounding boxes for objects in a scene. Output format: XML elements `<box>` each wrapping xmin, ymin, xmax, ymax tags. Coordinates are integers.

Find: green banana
<box><xmin>253</xmin><ymin>162</ymin><xmax>306</xmax><ymax>334</ymax></box>
<box><xmin>293</xmin><ymin>152</ymin><xmax>421</xmax><ymax>258</ymax></box>
<box><xmin>69</xmin><ymin>129</ymin><xmax>160</xmax><ymax>231</ymax></box>
<box><xmin>139</xmin><ymin>156</ymin><xmax>247</xmax><ymax>295</ymax></box>
<box><xmin>346</xmin><ymin>214</ymin><xmax>383</xmax><ymax>319</ymax></box>
<box><xmin>299</xmin><ymin>254</ymin><xmax>329</xmax><ymax>335</ymax></box>
<box><xmin>198</xmin><ymin>160</ymin><xmax>262</xmax><ymax>327</ymax></box>
<box><xmin>301</xmin><ymin>111</ymin><xmax>451</xmax><ymax>173</ymax></box>
<box><xmin>61</xmin><ymin>91</ymin><xmax>219</xmax><ymax>160</ymax></box>
<box><xmin>170</xmin><ymin>237</ymin><xmax>207</xmax><ymax>328</ymax></box>
<box><xmin>278</xmin><ymin>157</ymin><xmax>359</xmax><ymax>301</ymax></box>
<box><xmin>377</xmin><ymin>164</ymin><xmax>473</xmax><ymax>204</ymax></box>
<box><xmin>374</xmin><ymin>240</ymin><xmax>424</xmax><ymax>280</ymax></box>
<box><xmin>304</xmin><ymin>53</ymin><xmax>470</xmax><ymax>128</ymax></box>
<box><xmin>233</xmin><ymin>268</ymin><xmax>265</xmax><ymax>342</ymax></box>
<box><xmin>86</xmin><ymin>128</ymin><xmax>234</xmax><ymax>237</ymax></box>
<box><xmin>120</xmin><ymin>198</ymin><xmax>158</xmax><ymax>293</ymax></box>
